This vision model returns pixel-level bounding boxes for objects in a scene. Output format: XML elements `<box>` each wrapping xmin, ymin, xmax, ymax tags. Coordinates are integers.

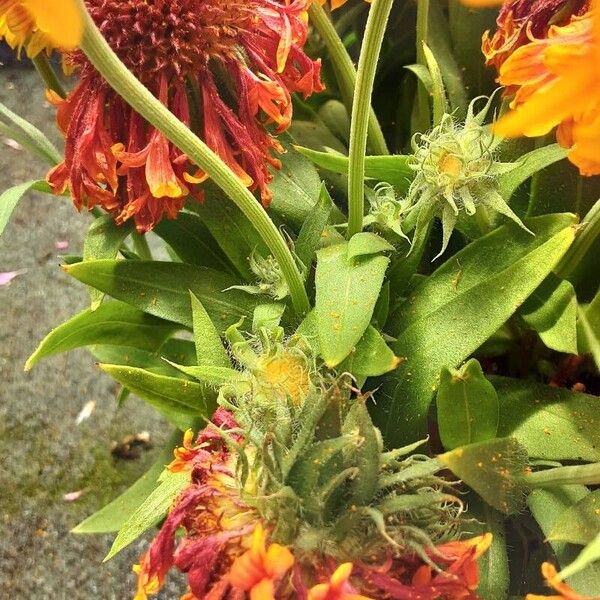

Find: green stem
<box><xmin>309</xmin><ymin>2</ymin><xmax>389</xmax><ymax>156</ymax></box>
<box><xmin>525</xmin><ymin>462</ymin><xmax>600</xmax><ymax>488</ymax></box>
<box><xmin>555</xmin><ymin>199</ymin><xmax>600</xmax><ymax>280</ymax></box>
<box><xmin>32</xmin><ymin>54</ymin><xmax>66</xmax><ymax>99</ymax></box>
<box><xmin>413</xmin><ymin>0</ymin><xmax>431</xmax><ymax>134</ymax></box>
<box><xmin>346</xmin><ymin>0</ymin><xmax>395</xmax><ymax>238</ymax></box>
<box><xmin>132</xmin><ymin>232</ymin><xmax>153</xmax><ymax>261</ymax></box>
<box><xmin>75</xmin><ymin>1</ymin><xmax>309</xmax><ymax>315</ymax></box>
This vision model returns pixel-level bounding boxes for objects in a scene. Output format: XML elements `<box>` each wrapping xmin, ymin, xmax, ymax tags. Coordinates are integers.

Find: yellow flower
<box><xmin>493</xmin><ymin>0</ymin><xmax>600</xmax><ymax>176</ymax></box>
<box><xmin>0</xmin><ymin>0</ymin><xmax>82</xmax><ymax>57</ymax></box>
<box><xmin>308</xmin><ymin>563</ymin><xmax>374</xmax><ymax>600</ymax></box>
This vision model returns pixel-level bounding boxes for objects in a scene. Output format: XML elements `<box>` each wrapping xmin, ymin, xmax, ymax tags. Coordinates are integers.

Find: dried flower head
<box><xmin>47</xmin><ymin>0</ymin><xmax>323</xmax><ymax>232</ymax></box>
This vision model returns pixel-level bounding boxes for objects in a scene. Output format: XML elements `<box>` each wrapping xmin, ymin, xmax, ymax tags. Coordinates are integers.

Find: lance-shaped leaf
<box><xmin>346</xmin><ymin>232</ymin><xmax>395</xmax><ymax>260</ymax></box>
<box><xmin>315</xmin><ymin>243</ymin><xmax>389</xmax><ymax>367</ymax></box>
<box><xmin>339</xmin><ymin>326</ymin><xmax>400</xmax><ymax>378</ymax></box>
<box><xmin>519</xmin><ymin>274</ymin><xmax>578</xmax><ymax>354</ymax></box>
<box><xmin>154</xmin><ymin>211</ymin><xmax>234</xmax><ymax>274</ymax></box>
<box><xmin>73</xmin><ymin>429</ymin><xmax>183</xmax><ymax>534</ymax></box>
<box><xmin>438</xmin><ymin>437</ymin><xmax>529</xmax><ymax>514</ymax></box>
<box><xmin>26</xmin><ymin>301</ymin><xmax>177</xmax><ymax>370</ymax></box>
<box><xmin>0</xmin><ymin>180</ymin><xmax>50</xmax><ymax>238</ymax></box>
<box><xmin>529</xmin><ymin>487</ymin><xmax>600</xmax><ymax>595</ymax></box>
<box><xmin>378</xmin><ymin>214</ymin><xmax>577</xmax><ymax>445</ymax></box>
<box><xmin>63</xmin><ymin>260</ymin><xmax>257</xmax><ymax>331</ymax></box>
<box><xmin>295</xmin><ymin>146</ymin><xmax>414</xmax><ymax>192</ymax></box>
<box><xmin>83</xmin><ymin>216</ymin><xmax>134</xmax><ymax>309</ymax></box>
<box><xmin>547</xmin><ymin>490</ymin><xmax>600</xmax><ymax>545</ymax></box>
<box><xmin>190</xmin><ymin>292</ymin><xmax>230</xmax><ymax>368</ymax></box>
<box><xmin>578</xmin><ymin>291</ymin><xmax>600</xmax><ymax>370</ymax></box>
<box><xmin>436</xmin><ymin>359</ymin><xmax>499</xmax><ymax>451</ymax></box>
<box><xmin>99</xmin><ymin>365</ymin><xmax>215</xmax><ymax>431</ymax></box>
<box><xmin>492</xmin><ymin>376</ymin><xmax>600</xmax><ymax>462</ymax></box>
<box><xmin>104</xmin><ymin>469</ymin><xmax>189</xmax><ymax>561</ymax></box>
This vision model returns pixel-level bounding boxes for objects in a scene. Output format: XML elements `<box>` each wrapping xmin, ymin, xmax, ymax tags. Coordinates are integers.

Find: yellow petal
<box><xmin>23</xmin><ymin>0</ymin><xmax>82</xmax><ymax>48</ymax></box>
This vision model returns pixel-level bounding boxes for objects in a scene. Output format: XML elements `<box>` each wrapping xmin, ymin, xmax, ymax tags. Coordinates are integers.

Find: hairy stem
<box><xmin>346</xmin><ymin>0</ymin><xmax>395</xmax><ymax>238</ymax></box>
<box><xmin>32</xmin><ymin>54</ymin><xmax>66</xmax><ymax>99</ymax></box>
<box><xmin>75</xmin><ymin>1</ymin><xmax>310</xmax><ymax>315</ymax></box>
<box><xmin>309</xmin><ymin>2</ymin><xmax>389</xmax><ymax>156</ymax></box>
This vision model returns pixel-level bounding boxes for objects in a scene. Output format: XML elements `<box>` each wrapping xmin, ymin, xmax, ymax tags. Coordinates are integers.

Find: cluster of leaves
<box><xmin>0</xmin><ymin>1</ymin><xmax>599</xmax><ymax>598</ymax></box>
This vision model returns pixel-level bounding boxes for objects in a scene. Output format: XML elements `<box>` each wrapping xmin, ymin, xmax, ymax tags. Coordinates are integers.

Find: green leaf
<box><xmin>252</xmin><ymin>302</ymin><xmax>285</xmax><ymax>333</ymax></box>
<box><xmin>379</xmin><ymin>214</ymin><xmax>577</xmax><ymax>445</ymax></box>
<box><xmin>166</xmin><ymin>363</ymin><xmax>246</xmax><ymax>388</ymax></box>
<box><xmin>73</xmin><ymin>429</ymin><xmax>183</xmax><ymax>534</ymax></box>
<box><xmin>529</xmin><ymin>487</ymin><xmax>600</xmax><ymax>595</ymax></box>
<box><xmin>25</xmin><ymin>301</ymin><xmax>178</xmax><ymax>370</ymax></box>
<box><xmin>578</xmin><ymin>292</ymin><xmax>600</xmax><ymax>370</ymax></box>
<box><xmin>295</xmin><ymin>146</ymin><xmax>414</xmax><ymax>192</ymax></box>
<box><xmin>188</xmin><ymin>187</ymin><xmax>268</xmax><ymax>280</ymax></box>
<box><xmin>90</xmin><ymin>339</ymin><xmax>196</xmax><ymax>378</ymax></box>
<box><xmin>438</xmin><ymin>437</ymin><xmax>529</xmax><ymax>514</ymax></box>
<box><xmin>437</xmin><ymin>359</ymin><xmax>499</xmax><ymax>450</ymax></box>
<box><xmin>339</xmin><ymin>325</ymin><xmax>400</xmax><ymax>378</ymax></box>
<box><xmin>0</xmin><ymin>180</ymin><xmax>46</xmax><ymax>238</ymax></box>
<box><xmin>190</xmin><ymin>292</ymin><xmax>230</xmax><ymax>368</ymax></box>
<box><xmin>493</xmin><ymin>376</ymin><xmax>600</xmax><ymax>462</ymax></box>
<box><xmin>346</xmin><ymin>232</ymin><xmax>395</xmax><ymax>260</ymax></box>
<box><xmin>268</xmin><ymin>136</ymin><xmax>324</xmax><ymax>229</ymax></box>
<box><xmin>519</xmin><ymin>274</ymin><xmax>578</xmax><ymax>354</ymax></box>
<box><xmin>547</xmin><ymin>490</ymin><xmax>600</xmax><ymax>545</ymax></box>
<box><xmin>104</xmin><ymin>469</ymin><xmax>189</xmax><ymax>560</ymax></box>
<box><xmin>496</xmin><ymin>144</ymin><xmax>568</xmax><ymax>202</ymax></box>
<box><xmin>82</xmin><ymin>216</ymin><xmax>134</xmax><ymax>310</ymax></box>
<box><xmin>63</xmin><ymin>260</ymin><xmax>258</xmax><ymax>332</ymax></box>
<box><xmin>315</xmin><ymin>243</ymin><xmax>389</xmax><ymax>367</ymax></box>
<box><xmin>559</xmin><ymin>532</ymin><xmax>600</xmax><ymax>581</ymax></box>
<box><xmin>99</xmin><ymin>364</ymin><xmax>215</xmax><ymax>430</ymax></box>
<box><xmin>0</xmin><ymin>100</ymin><xmax>61</xmax><ymax>165</ymax></box>
<box><xmin>154</xmin><ymin>211</ymin><xmax>235</xmax><ymax>274</ymax></box>
<box><xmin>421</xmin><ymin>43</ymin><xmax>447</xmax><ymax>126</ymax></box>
<box><xmin>295</xmin><ymin>184</ymin><xmax>334</xmax><ymax>272</ymax></box>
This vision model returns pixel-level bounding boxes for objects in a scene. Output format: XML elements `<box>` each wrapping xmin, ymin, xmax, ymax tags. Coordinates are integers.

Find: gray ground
<box><xmin>0</xmin><ymin>69</ymin><xmax>182</xmax><ymax>598</ymax></box>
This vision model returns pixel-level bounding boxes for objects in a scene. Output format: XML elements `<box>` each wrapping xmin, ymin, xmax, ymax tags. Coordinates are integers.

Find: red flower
<box><xmin>48</xmin><ymin>0</ymin><xmax>323</xmax><ymax>232</ymax></box>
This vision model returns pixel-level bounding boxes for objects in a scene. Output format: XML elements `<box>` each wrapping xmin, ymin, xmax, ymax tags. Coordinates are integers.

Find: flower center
<box><xmin>83</xmin><ymin>0</ymin><xmax>256</xmax><ymax>81</ymax></box>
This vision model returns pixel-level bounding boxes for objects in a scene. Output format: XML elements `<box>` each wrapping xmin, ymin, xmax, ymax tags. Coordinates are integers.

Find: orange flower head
<box><xmin>526</xmin><ymin>562</ymin><xmax>597</xmax><ymax>599</ymax></box>
<box><xmin>318</xmin><ymin>0</ymin><xmax>372</xmax><ymax>9</ymax></box>
<box><xmin>47</xmin><ymin>0</ymin><xmax>323</xmax><ymax>232</ymax></box>
<box><xmin>493</xmin><ymin>0</ymin><xmax>600</xmax><ymax>176</ymax></box>
<box><xmin>482</xmin><ymin>0</ymin><xmax>590</xmax><ymax>71</ymax></box>
<box><xmin>229</xmin><ymin>523</ymin><xmax>295</xmax><ymax>599</ymax></box>
<box><xmin>0</xmin><ymin>0</ymin><xmax>82</xmax><ymax>56</ymax></box>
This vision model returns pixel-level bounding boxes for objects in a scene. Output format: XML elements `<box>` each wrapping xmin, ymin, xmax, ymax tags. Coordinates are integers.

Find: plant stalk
<box><xmin>308</xmin><ymin>2</ymin><xmax>389</xmax><ymax>157</ymax></box>
<box><xmin>75</xmin><ymin>1</ymin><xmax>310</xmax><ymax>315</ymax></box>
<box><xmin>346</xmin><ymin>0</ymin><xmax>395</xmax><ymax>238</ymax></box>
<box><xmin>32</xmin><ymin>54</ymin><xmax>66</xmax><ymax>99</ymax></box>
<box><xmin>525</xmin><ymin>462</ymin><xmax>600</xmax><ymax>488</ymax></box>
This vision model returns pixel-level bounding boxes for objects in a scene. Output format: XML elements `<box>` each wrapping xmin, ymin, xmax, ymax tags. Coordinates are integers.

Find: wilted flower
<box><xmin>482</xmin><ymin>0</ymin><xmax>590</xmax><ymax>71</ymax></box>
<box><xmin>526</xmin><ymin>562</ymin><xmax>595</xmax><ymax>599</ymax></box>
<box><xmin>47</xmin><ymin>0</ymin><xmax>323</xmax><ymax>232</ymax></box>
<box><xmin>493</xmin><ymin>0</ymin><xmax>600</xmax><ymax>176</ymax></box>
<box><xmin>0</xmin><ymin>0</ymin><xmax>82</xmax><ymax>56</ymax></box>
<box><xmin>132</xmin><ymin>323</ymin><xmax>490</xmax><ymax>599</ymax></box>
<box><xmin>404</xmin><ymin>97</ymin><xmax>529</xmax><ymax>258</ymax></box>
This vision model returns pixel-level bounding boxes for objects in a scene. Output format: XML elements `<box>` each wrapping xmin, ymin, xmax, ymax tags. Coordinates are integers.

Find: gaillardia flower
<box><xmin>132</xmin><ymin>325</ymin><xmax>491</xmax><ymax>599</ymax></box>
<box><xmin>48</xmin><ymin>0</ymin><xmax>323</xmax><ymax>232</ymax></box>
<box><xmin>526</xmin><ymin>562</ymin><xmax>595</xmax><ymax>599</ymax></box>
<box><xmin>482</xmin><ymin>0</ymin><xmax>589</xmax><ymax>71</ymax></box>
<box><xmin>493</xmin><ymin>0</ymin><xmax>600</xmax><ymax>176</ymax></box>
<box><xmin>0</xmin><ymin>0</ymin><xmax>82</xmax><ymax>56</ymax></box>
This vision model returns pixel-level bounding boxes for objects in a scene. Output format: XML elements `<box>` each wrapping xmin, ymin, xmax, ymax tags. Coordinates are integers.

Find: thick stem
<box><xmin>308</xmin><ymin>2</ymin><xmax>388</xmax><ymax>157</ymax></box>
<box><xmin>32</xmin><ymin>53</ymin><xmax>66</xmax><ymax>99</ymax></box>
<box><xmin>346</xmin><ymin>0</ymin><xmax>395</xmax><ymax>238</ymax></box>
<box><xmin>525</xmin><ymin>462</ymin><xmax>600</xmax><ymax>488</ymax></box>
<box><xmin>413</xmin><ymin>0</ymin><xmax>431</xmax><ymax>134</ymax></box>
<box><xmin>75</xmin><ymin>1</ymin><xmax>310</xmax><ymax>315</ymax></box>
